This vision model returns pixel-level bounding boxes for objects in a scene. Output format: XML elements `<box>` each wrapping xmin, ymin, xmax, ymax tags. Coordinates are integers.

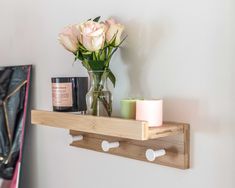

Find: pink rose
<box><xmin>58</xmin><ymin>24</ymin><xmax>80</xmax><ymax>53</ymax></box>
<box><xmin>105</xmin><ymin>18</ymin><xmax>124</xmax><ymax>46</ymax></box>
<box><xmin>79</xmin><ymin>21</ymin><xmax>106</xmax><ymax>51</ymax></box>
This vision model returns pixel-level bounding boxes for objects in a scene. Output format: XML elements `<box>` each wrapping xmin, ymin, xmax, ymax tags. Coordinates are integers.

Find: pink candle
<box><xmin>136</xmin><ymin>100</ymin><xmax>163</xmax><ymax>127</ymax></box>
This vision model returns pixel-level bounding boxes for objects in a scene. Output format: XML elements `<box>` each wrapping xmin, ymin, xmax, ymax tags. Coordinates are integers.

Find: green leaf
<box><xmin>84</xmin><ymin>59</ymin><xmax>106</xmax><ymax>70</ymax></box>
<box><xmin>110</xmin><ymin>31</ymin><xmax>118</xmax><ymax>46</ymax></box>
<box><xmin>108</xmin><ymin>69</ymin><xmax>116</xmax><ymax>87</ymax></box>
<box><xmin>82</xmin><ymin>60</ymin><xmax>91</xmax><ymax>70</ymax></box>
<box><xmin>95</xmin><ymin>51</ymin><xmax>100</xmax><ymax>61</ymax></box>
<box><xmin>79</xmin><ymin>43</ymin><xmax>87</xmax><ymax>51</ymax></box>
<box><xmin>108</xmin><ymin>35</ymin><xmax>128</xmax><ymax>60</ymax></box>
<box><xmin>115</xmin><ymin>35</ymin><xmax>128</xmax><ymax>48</ymax></box>
<box><xmin>92</xmin><ymin>52</ymin><xmax>97</xmax><ymax>61</ymax></box>
<box><xmin>82</xmin><ymin>51</ymin><xmax>92</xmax><ymax>55</ymax></box>
<box><xmin>93</xmin><ymin>16</ymin><xmax>101</xmax><ymax>22</ymax></box>
<box><xmin>98</xmin><ymin>48</ymin><xmax>107</xmax><ymax>61</ymax></box>
<box><xmin>74</xmin><ymin>51</ymin><xmax>81</xmax><ymax>62</ymax></box>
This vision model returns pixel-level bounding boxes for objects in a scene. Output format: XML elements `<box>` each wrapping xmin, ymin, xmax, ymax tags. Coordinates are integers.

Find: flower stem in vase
<box><xmin>87</xmin><ymin>71</ymin><xmax>112</xmax><ymax>117</ymax></box>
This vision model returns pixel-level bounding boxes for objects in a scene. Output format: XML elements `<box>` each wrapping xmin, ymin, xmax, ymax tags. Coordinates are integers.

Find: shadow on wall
<box><xmin>118</xmin><ymin>19</ymin><xmax>224</xmax><ymax>133</ymax></box>
<box><xmin>164</xmin><ymin>97</ymin><xmax>223</xmax><ymax>134</ymax></box>
<box><xmin>120</xmin><ymin>19</ymin><xmax>165</xmax><ymax>98</ymax></box>
<box><xmin>163</xmin><ymin>97</ymin><xmax>226</xmax><ymax>168</ymax></box>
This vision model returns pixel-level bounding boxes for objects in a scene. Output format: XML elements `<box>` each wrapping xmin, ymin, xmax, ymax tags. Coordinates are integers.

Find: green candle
<box><xmin>120</xmin><ymin>99</ymin><xmax>137</xmax><ymax>119</ymax></box>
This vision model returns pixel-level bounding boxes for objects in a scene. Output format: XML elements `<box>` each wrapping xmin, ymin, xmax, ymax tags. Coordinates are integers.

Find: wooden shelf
<box><xmin>31</xmin><ymin>110</ymin><xmax>185</xmax><ymax>140</ymax></box>
<box><xmin>31</xmin><ymin>110</ymin><xmax>190</xmax><ymax>169</ymax></box>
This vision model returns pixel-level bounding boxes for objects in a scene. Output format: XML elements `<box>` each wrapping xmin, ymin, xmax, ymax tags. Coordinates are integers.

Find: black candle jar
<box><xmin>51</xmin><ymin>77</ymin><xmax>77</xmax><ymax>112</ymax></box>
<box><xmin>51</xmin><ymin>77</ymin><xmax>88</xmax><ymax>112</ymax></box>
<box><xmin>76</xmin><ymin>77</ymin><xmax>88</xmax><ymax>112</ymax></box>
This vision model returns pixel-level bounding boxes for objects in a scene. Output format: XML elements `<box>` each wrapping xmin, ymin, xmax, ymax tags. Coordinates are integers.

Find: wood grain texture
<box><xmin>31</xmin><ymin>110</ymin><xmax>148</xmax><ymax>140</ymax></box>
<box><xmin>31</xmin><ymin>110</ymin><xmax>185</xmax><ymax>140</ymax></box>
<box><xmin>148</xmin><ymin>123</ymin><xmax>184</xmax><ymax>139</ymax></box>
<box><xmin>31</xmin><ymin>110</ymin><xmax>190</xmax><ymax>169</ymax></box>
<box><xmin>70</xmin><ymin>128</ymin><xmax>189</xmax><ymax>169</ymax></box>
<box><xmin>183</xmin><ymin>124</ymin><xmax>190</xmax><ymax>168</ymax></box>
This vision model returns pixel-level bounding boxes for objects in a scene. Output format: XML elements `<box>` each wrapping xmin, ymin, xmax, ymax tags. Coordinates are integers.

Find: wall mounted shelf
<box><xmin>31</xmin><ymin>110</ymin><xmax>190</xmax><ymax>169</ymax></box>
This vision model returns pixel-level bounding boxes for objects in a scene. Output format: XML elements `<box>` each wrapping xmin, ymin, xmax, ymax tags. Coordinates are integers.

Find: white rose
<box><xmin>105</xmin><ymin>18</ymin><xmax>124</xmax><ymax>46</ymax></box>
<box><xmin>58</xmin><ymin>24</ymin><xmax>80</xmax><ymax>53</ymax></box>
<box><xmin>79</xmin><ymin>21</ymin><xmax>106</xmax><ymax>51</ymax></box>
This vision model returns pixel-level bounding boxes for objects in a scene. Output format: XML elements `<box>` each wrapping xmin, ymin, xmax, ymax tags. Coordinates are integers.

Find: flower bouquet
<box><xmin>58</xmin><ymin>16</ymin><xmax>126</xmax><ymax>116</ymax></box>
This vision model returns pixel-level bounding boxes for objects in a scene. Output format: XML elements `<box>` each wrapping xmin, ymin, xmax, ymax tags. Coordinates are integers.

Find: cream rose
<box><xmin>105</xmin><ymin>18</ymin><xmax>124</xmax><ymax>46</ymax></box>
<box><xmin>79</xmin><ymin>21</ymin><xmax>106</xmax><ymax>51</ymax></box>
<box><xmin>58</xmin><ymin>24</ymin><xmax>80</xmax><ymax>53</ymax></box>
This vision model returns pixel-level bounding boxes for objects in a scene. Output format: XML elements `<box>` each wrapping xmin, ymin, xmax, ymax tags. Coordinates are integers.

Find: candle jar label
<box><xmin>52</xmin><ymin>83</ymin><xmax>72</xmax><ymax>107</ymax></box>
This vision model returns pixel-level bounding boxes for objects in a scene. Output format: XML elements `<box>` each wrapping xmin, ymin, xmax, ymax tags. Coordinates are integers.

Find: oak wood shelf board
<box><xmin>31</xmin><ymin>110</ymin><xmax>185</xmax><ymax>140</ymax></box>
<box><xmin>31</xmin><ymin>110</ymin><xmax>190</xmax><ymax>169</ymax></box>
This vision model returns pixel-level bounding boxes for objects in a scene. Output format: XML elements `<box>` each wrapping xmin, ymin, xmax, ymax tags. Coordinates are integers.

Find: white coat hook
<box><xmin>145</xmin><ymin>149</ymin><xmax>166</xmax><ymax>161</ymax></box>
<box><xmin>69</xmin><ymin>135</ymin><xmax>83</xmax><ymax>143</ymax></box>
<box><xmin>101</xmin><ymin>140</ymin><xmax>120</xmax><ymax>152</ymax></box>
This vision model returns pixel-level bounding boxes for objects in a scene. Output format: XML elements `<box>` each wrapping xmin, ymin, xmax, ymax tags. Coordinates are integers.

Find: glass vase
<box><xmin>86</xmin><ymin>70</ymin><xmax>112</xmax><ymax>117</ymax></box>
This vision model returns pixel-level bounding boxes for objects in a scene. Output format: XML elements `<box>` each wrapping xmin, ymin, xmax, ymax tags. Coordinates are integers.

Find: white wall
<box><xmin>1</xmin><ymin>0</ymin><xmax>235</xmax><ymax>187</ymax></box>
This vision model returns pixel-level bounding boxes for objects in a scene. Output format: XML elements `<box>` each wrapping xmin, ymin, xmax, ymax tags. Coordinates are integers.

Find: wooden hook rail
<box><xmin>31</xmin><ymin>110</ymin><xmax>190</xmax><ymax>169</ymax></box>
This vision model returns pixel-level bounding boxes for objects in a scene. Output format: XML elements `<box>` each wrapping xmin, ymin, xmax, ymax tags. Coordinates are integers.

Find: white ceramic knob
<box><xmin>101</xmin><ymin>140</ymin><xmax>120</xmax><ymax>152</ymax></box>
<box><xmin>145</xmin><ymin>149</ymin><xmax>166</xmax><ymax>161</ymax></box>
<box><xmin>69</xmin><ymin>135</ymin><xmax>83</xmax><ymax>143</ymax></box>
